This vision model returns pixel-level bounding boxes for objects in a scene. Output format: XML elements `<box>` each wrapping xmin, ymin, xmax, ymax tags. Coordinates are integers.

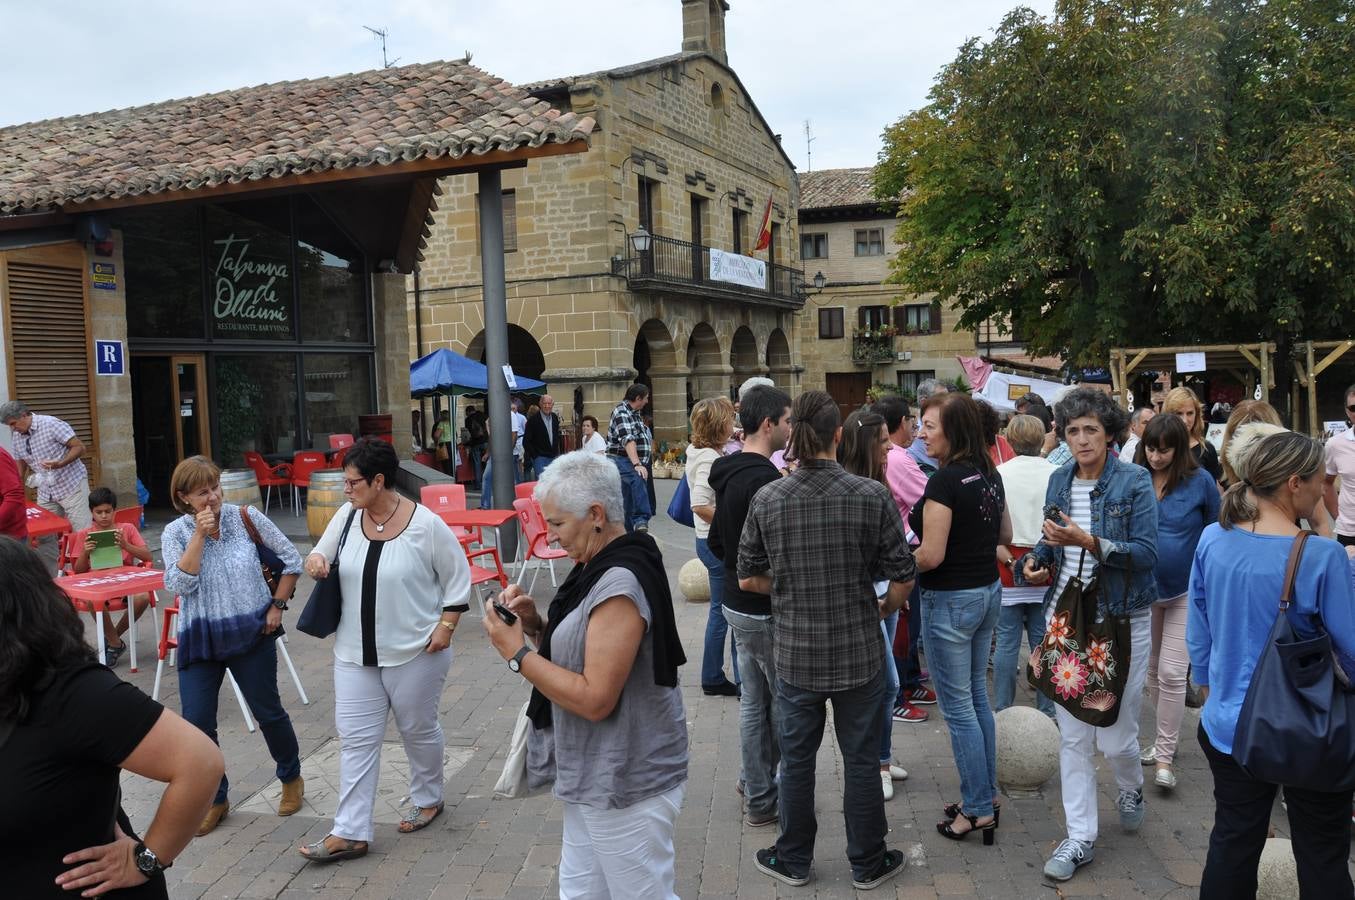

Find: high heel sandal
<box><xmin>936</xmin><ymin>812</ymin><xmax>997</xmax><ymax>845</ymax></box>
<box><xmin>943</xmin><ymin>800</ymin><xmax>1000</xmax><ymax>826</ymax></box>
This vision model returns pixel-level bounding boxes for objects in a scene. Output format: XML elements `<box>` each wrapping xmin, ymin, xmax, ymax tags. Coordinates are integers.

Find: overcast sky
<box><xmin>0</xmin><ymin>0</ymin><xmax>1054</xmax><ymax>172</ymax></box>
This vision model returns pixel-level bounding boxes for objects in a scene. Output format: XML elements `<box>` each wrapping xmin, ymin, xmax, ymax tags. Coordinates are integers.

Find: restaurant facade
<box><xmin>0</xmin><ymin>60</ymin><xmax>592</xmax><ymax>504</ymax></box>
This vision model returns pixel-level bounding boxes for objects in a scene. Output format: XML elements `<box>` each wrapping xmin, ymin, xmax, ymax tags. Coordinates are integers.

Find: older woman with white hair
<box><xmin>483</xmin><ymin>451</ymin><xmax>689</xmax><ymax>900</ymax></box>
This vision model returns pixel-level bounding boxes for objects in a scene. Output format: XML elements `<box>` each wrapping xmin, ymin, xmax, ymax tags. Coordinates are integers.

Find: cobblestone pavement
<box><xmin>105</xmin><ymin>481</ymin><xmax>1331</xmax><ymax>899</ymax></box>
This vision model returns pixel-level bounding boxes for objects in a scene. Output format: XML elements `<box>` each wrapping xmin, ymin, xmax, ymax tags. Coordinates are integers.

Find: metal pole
<box><xmin>478</xmin><ymin>169</ymin><xmax>517</xmax><ymax>559</ymax></box>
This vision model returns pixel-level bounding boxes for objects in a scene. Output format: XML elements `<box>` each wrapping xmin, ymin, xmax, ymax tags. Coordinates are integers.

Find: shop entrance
<box><xmin>132</xmin><ymin>354</ymin><xmax>211</xmax><ymax>506</ymax></box>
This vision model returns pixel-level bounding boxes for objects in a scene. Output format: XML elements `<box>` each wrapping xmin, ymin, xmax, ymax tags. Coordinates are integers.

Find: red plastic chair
<box><xmin>153</xmin><ymin>601</ymin><xmax>257</xmax><ymax>731</ymax></box>
<box><xmin>289</xmin><ymin>451</ymin><xmax>329</xmax><ymax>514</ymax></box>
<box><xmin>56</xmin><ymin>531</ymin><xmax>82</xmax><ymax>576</ymax></box>
<box><xmin>513</xmin><ymin>498</ymin><xmax>569</xmax><ymax>592</ymax></box>
<box><xmin>329</xmin><ymin>433</ymin><xmax>355</xmax><ymax>450</ymax></box>
<box><xmin>515</xmin><ymin>481</ymin><xmax>538</xmax><ymax>502</ymax></box>
<box><xmin>60</xmin><ymin>532</ymin><xmax>156</xmax><ymax>672</ymax></box>
<box><xmin>421</xmin><ymin>483</ymin><xmax>482</xmax><ymax>546</ymax></box>
<box><xmin>114</xmin><ymin>506</ymin><xmax>143</xmax><ymax>529</ymax></box>
<box><xmin>465</xmin><ymin>542</ymin><xmax>509</xmax><ymax>613</ymax></box>
<box><xmin>245</xmin><ymin>451</ymin><xmax>292</xmax><ymax>514</ymax></box>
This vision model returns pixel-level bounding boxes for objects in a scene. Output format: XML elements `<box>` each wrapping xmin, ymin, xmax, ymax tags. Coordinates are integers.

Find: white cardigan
<box><xmin>314</xmin><ymin>501</ymin><xmax>472</xmax><ymax>668</ymax></box>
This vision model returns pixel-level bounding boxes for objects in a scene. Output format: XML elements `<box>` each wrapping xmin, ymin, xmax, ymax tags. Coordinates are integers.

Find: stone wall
<box><xmin>798</xmin><ymin>215</ymin><xmax>900</xmax><ymax>286</ymax></box>
<box><xmin>87</xmin><ymin>237</ymin><xmax>136</xmax><ymax>498</ymax></box>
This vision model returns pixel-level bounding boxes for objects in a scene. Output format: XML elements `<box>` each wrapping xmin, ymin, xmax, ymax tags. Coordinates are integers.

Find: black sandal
<box><xmin>943</xmin><ymin>800</ymin><xmax>1000</xmax><ymax>825</ymax></box>
<box><xmin>937</xmin><ymin>812</ymin><xmax>996</xmax><ymax>845</ymax></box>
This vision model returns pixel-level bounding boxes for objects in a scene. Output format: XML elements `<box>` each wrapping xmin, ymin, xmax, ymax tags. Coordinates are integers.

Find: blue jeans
<box><xmin>469</xmin><ymin>443</ymin><xmax>486</xmax><ymax>488</ymax></box>
<box><xmin>921</xmin><ymin>582</ymin><xmax>1000</xmax><ymax>818</ymax></box>
<box><xmin>479</xmin><ymin>458</ymin><xmax>494</xmax><ymax>509</ymax></box>
<box><xmin>695</xmin><ymin>537</ymin><xmax>739</xmax><ymax>687</ymax></box>
<box><xmin>993</xmin><ymin>602</ymin><xmax>1055</xmax><ymax>716</ymax></box>
<box><xmin>611</xmin><ymin>457</ymin><xmax>651</xmax><ymax>530</ymax></box>
<box><xmin>178</xmin><ymin>636</ymin><xmax>301</xmax><ymax>805</ymax></box>
<box><xmin>775</xmin><ymin>669</ymin><xmax>889</xmax><ymax>880</ymax></box>
<box><xmin>723</xmin><ymin>608</ymin><xmax>778</xmax><ymax>817</ymax></box>
<box><xmin>897</xmin><ymin>581</ymin><xmax>924</xmax><ymax>699</ymax></box>
<box><xmin>879</xmin><ymin>611</ymin><xmax>900</xmax><ymax>764</ymax></box>
<box><xmin>532</xmin><ymin>455</ymin><xmax>556</xmax><ymax>479</ymax></box>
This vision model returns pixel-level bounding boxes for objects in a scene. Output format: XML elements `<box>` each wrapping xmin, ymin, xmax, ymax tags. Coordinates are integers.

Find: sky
<box><xmin>0</xmin><ymin>0</ymin><xmax>1055</xmax><ymax>172</ymax></box>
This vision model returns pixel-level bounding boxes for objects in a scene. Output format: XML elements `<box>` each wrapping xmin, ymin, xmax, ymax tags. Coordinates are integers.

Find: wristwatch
<box><xmin>133</xmin><ymin>841</ymin><xmax>170</xmax><ymax>875</ymax></box>
<box><xmin>439</xmin><ymin>619</ymin><xmax>456</xmax><ymax>632</ymax></box>
<box><xmin>271</xmin><ymin>598</ymin><xmax>289</xmax><ymax>611</ymax></box>
<box><xmin>508</xmin><ymin>645</ymin><xmax>532</xmax><ymax>673</ymax></box>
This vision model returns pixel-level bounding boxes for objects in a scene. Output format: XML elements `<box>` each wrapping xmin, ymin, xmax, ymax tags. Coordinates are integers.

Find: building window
<box><xmin>818</xmin><ymin>307</ymin><xmax>844</xmax><ymax>339</ymax></box>
<box><xmin>854</xmin><ymin>228</ymin><xmax>884</xmax><ymax>256</ymax></box>
<box><xmin>858</xmin><ymin>305</ymin><xmax>890</xmax><ymax>331</ymax></box>
<box><xmin>897</xmin><ymin>369</ymin><xmax>937</xmax><ymax>397</ymax></box>
<box><xmin>638</xmin><ymin>177</ymin><xmax>656</xmax><ymax>235</ymax></box>
<box><xmin>893</xmin><ymin>302</ymin><xmax>942</xmax><ymax>334</ymax></box>
<box><xmin>501</xmin><ymin>190</ymin><xmax>517</xmax><ymax>253</ymax></box>
<box><xmin>732</xmin><ymin>208</ymin><xmax>748</xmax><ymax>254</ymax></box>
<box><xmin>801</xmin><ymin>233</ymin><xmax>828</xmax><ymax>259</ymax></box>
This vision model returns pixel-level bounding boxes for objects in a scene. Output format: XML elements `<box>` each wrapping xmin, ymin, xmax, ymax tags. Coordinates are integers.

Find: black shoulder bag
<box><xmin>296</xmin><ymin>509</ymin><xmax>359</xmax><ymax>638</ymax></box>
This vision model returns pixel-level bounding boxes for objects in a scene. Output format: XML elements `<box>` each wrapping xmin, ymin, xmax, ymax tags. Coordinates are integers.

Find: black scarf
<box><xmin>526</xmin><ymin>531</ymin><xmax>686</xmax><ymax>729</ymax></box>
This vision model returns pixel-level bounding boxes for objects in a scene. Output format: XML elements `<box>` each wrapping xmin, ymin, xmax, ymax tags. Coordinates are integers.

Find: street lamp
<box><xmin>813</xmin><ymin>270</ymin><xmax>826</xmax><ymax>292</ymax></box>
<box><xmin>629</xmin><ymin>226</ymin><xmax>652</xmax><ymax>254</ymax></box>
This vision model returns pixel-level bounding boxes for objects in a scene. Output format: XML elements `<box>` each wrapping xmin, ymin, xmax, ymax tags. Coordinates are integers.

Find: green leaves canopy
<box><xmin>876</xmin><ymin>0</ymin><xmax>1355</xmax><ymax>366</ymax></box>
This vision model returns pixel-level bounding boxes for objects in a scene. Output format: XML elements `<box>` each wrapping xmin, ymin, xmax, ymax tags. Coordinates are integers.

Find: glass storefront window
<box><xmin>119</xmin><ymin>208</ymin><xmax>205</xmax><ymax>340</ymax></box>
<box><xmin>304</xmin><ymin>354</ymin><xmax>374</xmax><ymax>446</ymax></box>
<box><xmin>296</xmin><ymin>196</ymin><xmax>369</xmax><ymax>344</ymax></box>
<box><xmin>214</xmin><ymin>354</ymin><xmax>299</xmax><ymax>466</ymax></box>
<box><xmin>206</xmin><ymin>200</ymin><xmax>296</xmax><ymax>341</ymax></box>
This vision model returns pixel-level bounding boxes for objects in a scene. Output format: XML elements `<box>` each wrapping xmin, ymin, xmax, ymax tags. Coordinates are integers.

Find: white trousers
<box><xmin>40</xmin><ymin>478</ymin><xmax>93</xmax><ymax>531</ymax></box>
<box><xmin>332</xmin><ymin>649</ymin><xmax>452</xmax><ymax>842</ymax></box>
<box><xmin>559</xmin><ymin>782</ymin><xmax>685</xmax><ymax>900</ymax></box>
<box><xmin>1055</xmin><ymin>614</ymin><xmax>1151</xmax><ymax>843</ymax></box>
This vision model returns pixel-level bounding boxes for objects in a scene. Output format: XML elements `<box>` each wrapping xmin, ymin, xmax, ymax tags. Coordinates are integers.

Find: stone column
<box><xmin>539</xmin><ymin>366</ymin><xmax>635</xmax><ymax>448</ymax></box>
<box><xmin>90</xmin><ymin>236</ymin><xmax>135</xmax><ymax>499</ymax></box>
<box><xmin>371</xmin><ymin>271</ymin><xmax>413</xmax><ymax>457</ymax></box>
<box><xmin>689</xmin><ymin>363</ymin><xmax>734</xmax><ymax>406</ymax></box>
<box><xmin>647</xmin><ymin>364</ymin><xmax>692</xmax><ymax>447</ymax></box>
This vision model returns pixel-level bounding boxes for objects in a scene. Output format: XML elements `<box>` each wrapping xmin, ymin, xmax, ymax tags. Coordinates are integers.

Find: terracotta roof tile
<box><xmin>799</xmin><ymin>167</ymin><xmax>884</xmax><ymax>210</ymax></box>
<box><xmin>0</xmin><ymin>59</ymin><xmax>594</xmax><ymax>215</ymax></box>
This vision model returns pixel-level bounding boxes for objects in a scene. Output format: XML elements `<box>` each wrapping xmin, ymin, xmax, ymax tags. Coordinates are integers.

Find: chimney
<box><xmin>682</xmin><ymin>0</ymin><xmax>728</xmax><ymax>64</ymax></box>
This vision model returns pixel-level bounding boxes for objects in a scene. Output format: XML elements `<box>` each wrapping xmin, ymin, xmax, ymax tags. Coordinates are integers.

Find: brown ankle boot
<box><xmin>197</xmin><ymin>801</ymin><xmax>228</xmax><ymax>836</ymax></box>
<box><xmin>278</xmin><ymin>776</ymin><xmax>305</xmax><ymax>816</ymax></box>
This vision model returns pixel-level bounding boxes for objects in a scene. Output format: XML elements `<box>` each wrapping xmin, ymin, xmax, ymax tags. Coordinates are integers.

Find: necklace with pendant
<box><xmin>371</xmin><ymin>497</ymin><xmax>400</xmax><ymax>533</ymax></box>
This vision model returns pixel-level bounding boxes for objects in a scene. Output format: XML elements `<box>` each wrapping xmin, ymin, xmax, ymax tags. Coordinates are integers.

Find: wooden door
<box><xmin>826</xmin><ymin>372</ymin><xmax>872</xmax><ymax>423</ymax></box>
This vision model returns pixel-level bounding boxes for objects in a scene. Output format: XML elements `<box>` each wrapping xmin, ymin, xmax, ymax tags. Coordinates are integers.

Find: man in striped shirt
<box><xmin>1</xmin><ymin>400</ymin><xmax>92</xmax><ymax>533</ymax></box>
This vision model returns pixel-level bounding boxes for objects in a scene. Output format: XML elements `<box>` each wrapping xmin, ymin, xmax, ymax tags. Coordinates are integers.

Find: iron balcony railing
<box><xmin>613</xmin><ymin>233</ymin><xmax>805</xmax><ymax>306</ymax></box>
<box><xmin>851</xmin><ymin>332</ymin><xmax>896</xmax><ymax>365</ymax></box>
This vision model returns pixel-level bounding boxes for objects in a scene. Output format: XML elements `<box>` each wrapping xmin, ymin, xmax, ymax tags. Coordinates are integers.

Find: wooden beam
<box><xmin>1293</xmin><ymin>360</ymin><xmax>1309</xmax><ymax>387</ymax></box>
<box><xmin>396</xmin><ymin>178</ymin><xmax>438</xmax><ymax>275</ymax></box>
<box><xmin>1312</xmin><ymin>339</ymin><xmax>1355</xmax><ymax>377</ymax></box>
<box><xmin>1308</xmin><ymin>341</ymin><xmax>1320</xmax><ymax>438</ymax></box>
<box><xmin>1124</xmin><ymin>349</ymin><xmax>1148</xmax><ymax>375</ymax></box>
<box><xmin>57</xmin><ymin>144</ymin><xmax>563</xmax><ymax>214</ymax></box>
<box><xmin>1235</xmin><ymin>346</ymin><xmax>1260</xmax><ymax>370</ymax></box>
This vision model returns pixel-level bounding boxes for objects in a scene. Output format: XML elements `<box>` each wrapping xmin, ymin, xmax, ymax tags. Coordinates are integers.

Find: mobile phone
<box><xmin>1043</xmin><ymin>504</ymin><xmax>1063</xmax><ymax>523</ymax></box>
<box><xmin>492</xmin><ymin>601</ymin><xmax>518</xmax><ymax>626</ymax></box>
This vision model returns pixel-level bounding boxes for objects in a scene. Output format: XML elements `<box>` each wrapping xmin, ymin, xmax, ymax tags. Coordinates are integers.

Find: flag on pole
<box><xmin>753</xmin><ymin>194</ymin><xmax>773</xmax><ymax>252</ymax></box>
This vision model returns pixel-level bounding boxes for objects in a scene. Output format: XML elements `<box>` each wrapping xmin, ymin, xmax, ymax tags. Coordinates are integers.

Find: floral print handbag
<box><xmin>1026</xmin><ymin>549</ymin><xmax>1132</xmax><ymax>727</ymax></box>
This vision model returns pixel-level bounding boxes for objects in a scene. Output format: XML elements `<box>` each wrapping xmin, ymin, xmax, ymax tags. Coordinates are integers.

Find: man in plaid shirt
<box><xmin>606</xmin><ymin>383</ymin><xmax>653</xmax><ymax>532</ymax></box>
<box><xmin>738</xmin><ymin>390</ymin><xmax>916</xmax><ymax>891</ymax></box>
<box><xmin>1</xmin><ymin>400</ymin><xmax>93</xmax><ymax>532</ymax></box>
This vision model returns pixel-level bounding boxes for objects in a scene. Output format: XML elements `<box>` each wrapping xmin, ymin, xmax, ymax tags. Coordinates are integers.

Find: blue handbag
<box><xmin>666</xmin><ymin>473</ymin><xmax>696</xmax><ymax>528</ymax></box>
<box><xmin>1232</xmin><ymin>532</ymin><xmax>1355</xmax><ymax>792</ymax></box>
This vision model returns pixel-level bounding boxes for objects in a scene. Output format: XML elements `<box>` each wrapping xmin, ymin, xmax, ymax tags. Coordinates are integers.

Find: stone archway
<box><xmin>466</xmin><ymin>325</ymin><xmax>546</xmax><ymax>381</ymax></box>
<box><xmin>766</xmin><ymin>327</ymin><xmax>794</xmax><ymax>388</ymax></box>
<box><xmin>634</xmin><ymin>318</ymin><xmax>687</xmax><ymax>445</ymax></box>
<box><xmin>687</xmin><ymin>322</ymin><xmax>730</xmax><ymax>406</ymax></box>
<box><xmin>730</xmin><ymin>325</ymin><xmax>763</xmax><ymax>396</ymax></box>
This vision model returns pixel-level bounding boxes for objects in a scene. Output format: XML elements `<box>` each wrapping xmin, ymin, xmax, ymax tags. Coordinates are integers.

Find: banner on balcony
<box><xmin>709</xmin><ymin>248</ymin><xmax>766</xmax><ymax>290</ymax></box>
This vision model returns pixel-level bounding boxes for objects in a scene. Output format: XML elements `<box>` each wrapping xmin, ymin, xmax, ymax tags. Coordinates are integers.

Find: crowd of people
<box><xmin>6</xmin><ymin>377</ymin><xmax>1355</xmax><ymax>898</ymax></box>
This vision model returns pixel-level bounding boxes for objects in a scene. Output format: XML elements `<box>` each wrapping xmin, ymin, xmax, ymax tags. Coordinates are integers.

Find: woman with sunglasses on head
<box><xmin>1161</xmin><ymin>387</ymin><xmax>1222</xmax><ymax>485</ymax></box>
<box><xmin>298</xmin><ymin>438</ymin><xmax>471</xmax><ymax>863</ymax></box>
<box><xmin>1133</xmin><ymin>415</ymin><xmax>1219</xmax><ymax>791</ymax></box>
<box><xmin>839</xmin><ymin>408</ymin><xmax>911</xmax><ymax>800</ymax></box>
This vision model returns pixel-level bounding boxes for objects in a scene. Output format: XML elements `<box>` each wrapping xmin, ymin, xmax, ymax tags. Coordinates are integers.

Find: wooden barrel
<box><xmin>220</xmin><ymin>468</ymin><xmax>261</xmax><ymax>510</ymax></box>
<box><xmin>358</xmin><ymin>414</ymin><xmax>393</xmax><ymax>446</ymax></box>
<box><xmin>306</xmin><ymin>469</ymin><xmax>348</xmax><ymax>541</ymax></box>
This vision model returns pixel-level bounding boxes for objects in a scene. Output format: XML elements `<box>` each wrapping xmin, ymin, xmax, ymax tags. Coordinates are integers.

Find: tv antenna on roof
<box><xmin>363</xmin><ymin>26</ymin><xmax>400</xmax><ymax>68</ymax></box>
<box><xmin>804</xmin><ymin>120</ymin><xmax>816</xmax><ymax>173</ymax></box>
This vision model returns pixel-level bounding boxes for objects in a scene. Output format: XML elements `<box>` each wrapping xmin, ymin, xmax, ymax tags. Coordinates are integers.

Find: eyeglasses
<box><xmin>343</xmin><ymin>477</ymin><xmax>368</xmax><ymax>490</ymax></box>
<box><xmin>1347</xmin><ymin>405</ymin><xmax>1355</xmax><ymax>413</ymax></box>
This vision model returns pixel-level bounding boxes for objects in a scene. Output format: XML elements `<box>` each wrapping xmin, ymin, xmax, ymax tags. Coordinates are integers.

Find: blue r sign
<box><xmin>94</xmin><ymin>340</ymin><xmax>125</xmax><ymax>376</ymax></box>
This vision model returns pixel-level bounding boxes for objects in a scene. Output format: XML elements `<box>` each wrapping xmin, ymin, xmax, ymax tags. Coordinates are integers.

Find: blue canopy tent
<box><xmin>410</xmin><ymin>347</ymin><xmax>546</xmax><ymax>398</ymax></box>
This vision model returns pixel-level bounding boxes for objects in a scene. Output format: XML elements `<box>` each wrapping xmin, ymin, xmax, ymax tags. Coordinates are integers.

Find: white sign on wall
<box><xmin>709</xmin><ymin>248</ymin><xmax>766</xmax><ymax>290</ymax></box>
<box><xmin>1175</xmin><ymin>351</ymin><xmax>1206</xmax><ymax>373</ymax></box>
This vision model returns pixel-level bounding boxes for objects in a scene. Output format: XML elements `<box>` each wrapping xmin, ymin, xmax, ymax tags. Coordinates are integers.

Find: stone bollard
<box><xmin>1256</xmin><ymin>838</ymin><xmax>1297</xmax><ymax>900</ymax></box>
<box><xmin>679</xmin><ymin>557</ymin><xmax>710</xmax><ymax>602</ymax></box>
<box><xmin>995</xmin><ymin>706</ymin><xmax>1060</xmax><ymax>796</ymax></box>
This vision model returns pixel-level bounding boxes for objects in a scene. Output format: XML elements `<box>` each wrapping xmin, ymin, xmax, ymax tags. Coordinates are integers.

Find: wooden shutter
<box><xmin>930</xmin><ymin>300</ymin><xmax>943</xmax><ymax>333</ymax></box>
<box><xmin>857</xmin><ymin>307</ymin><xmax>868</xmax><ymax>329</ymax></box>
<box><xmin>2</xmin><ymin>250</ymin><xmax>98</xmax><ymax>478</ymax></box>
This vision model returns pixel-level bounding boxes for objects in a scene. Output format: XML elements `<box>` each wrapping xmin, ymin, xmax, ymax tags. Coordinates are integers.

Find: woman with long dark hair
<box><xmin>839</xmin><ymin>408</ymin><xmax>910</xmax><ymax>799</ymax></box>
<box><xmin>1133</xmin><ymin>415</ymin><xmax>1219</xmax><ymax>790</ymax></box>
<box><xmin>0</xmin><ymin>538</ymin><xmax>222</xmax><ymax>898</ymax></box>
<box><xmin>910</xmin><ymin>393</ymin><xmax>1011</xmax><ymax>843</ymax></box>
<box><xmin>1190</xmin><ymin>430</ymin><xmax>1355</xmax><ymax>897</ymax></box>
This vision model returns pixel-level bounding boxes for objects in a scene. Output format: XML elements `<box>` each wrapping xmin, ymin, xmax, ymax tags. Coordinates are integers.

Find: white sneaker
<box><xmin>1155</xmin><ymin>766</ymin><xmax>1177</xmax><ymax>790</ymax></box>
<box><xmin>880</xmin><ymin>770</ymin><xmax>894</xmax><ymax>801</ymax></box>
<box><xmin>888</xmin><ymin>764</ymin><xmax>909</xmax><ymax>781</ymax></box>
<box><xmin>1139</xmin><ymin>745</ymin><xmax>1156</xmax><ymax>765</ymax></box>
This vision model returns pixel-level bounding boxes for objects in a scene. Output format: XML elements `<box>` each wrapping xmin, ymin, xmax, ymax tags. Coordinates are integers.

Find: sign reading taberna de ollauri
<box><xmin>709</xmin><ymin>248</ymin><xmax>767</xmax><ymax>291</ymax></box>
<box><xmin>212</xmin><ymin>234</ymin><xmax>292</xmax><ymax>336</ymax></box>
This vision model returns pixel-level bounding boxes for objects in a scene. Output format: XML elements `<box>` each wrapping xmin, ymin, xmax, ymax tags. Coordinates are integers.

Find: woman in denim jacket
<box><xmin>1016</xmin><ymin>387</ymin><xmax>1158</xmax><ymax>884</ymax></box>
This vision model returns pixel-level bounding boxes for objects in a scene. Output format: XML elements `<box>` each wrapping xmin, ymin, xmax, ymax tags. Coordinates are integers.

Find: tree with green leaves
<box><xmin>876</xmin><ymin>0</ymin><xmax>1355</xmax><ymax>380</ymax></box>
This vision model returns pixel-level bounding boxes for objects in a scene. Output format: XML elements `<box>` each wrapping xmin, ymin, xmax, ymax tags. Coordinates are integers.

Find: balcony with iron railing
<box><xmin>851</xmin><ymin>328</ymin><xmax>898</xmax><ymax>366</ymax></box>
<box><xmin>612</xmin><ymin>231</ymin><xmax>805</xmax><ymax>308</ymax></box>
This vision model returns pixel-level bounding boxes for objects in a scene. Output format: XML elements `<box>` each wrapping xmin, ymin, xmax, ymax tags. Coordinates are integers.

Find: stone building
<box><xmin>411</xmin><ymin>0</ymin><xmax>804</xmax><ymax>445</ymax></box>
<box><xmin>795</xmin><ymin>168</ymin><xmax>975</xmax><ymax>418</ymax></box>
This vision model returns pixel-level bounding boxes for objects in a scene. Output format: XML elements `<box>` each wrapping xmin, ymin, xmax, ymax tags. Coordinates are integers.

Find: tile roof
<box><xmin>799</xmin><ymin>167</ymin><xmax>884</xmax><ymax>210</ymax></box>
<box><xmin>521</xmin><ymin>52</ymin><xmax>695</xmax><ymax>94</ymax></box>
<box><xmin>0</xmin><ymin>59</ymin><xmax>595</xmax><ymax>215</ymax></box>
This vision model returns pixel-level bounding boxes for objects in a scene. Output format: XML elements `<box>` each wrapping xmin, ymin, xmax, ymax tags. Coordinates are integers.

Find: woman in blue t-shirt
<box><xmin>910</xmin><ymin>393</ymin><xmax>1011</xmax><ymax>844</ymax></box>
<box><xmin>1188</xmin><ymin>429</ymin><xmax>1355</xmax><ymax>898</ymax></box>
<box><xmin>1133</xmin><ymin>414</ymin><xmax>1219</xmax><ymax>791</ymax></box>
